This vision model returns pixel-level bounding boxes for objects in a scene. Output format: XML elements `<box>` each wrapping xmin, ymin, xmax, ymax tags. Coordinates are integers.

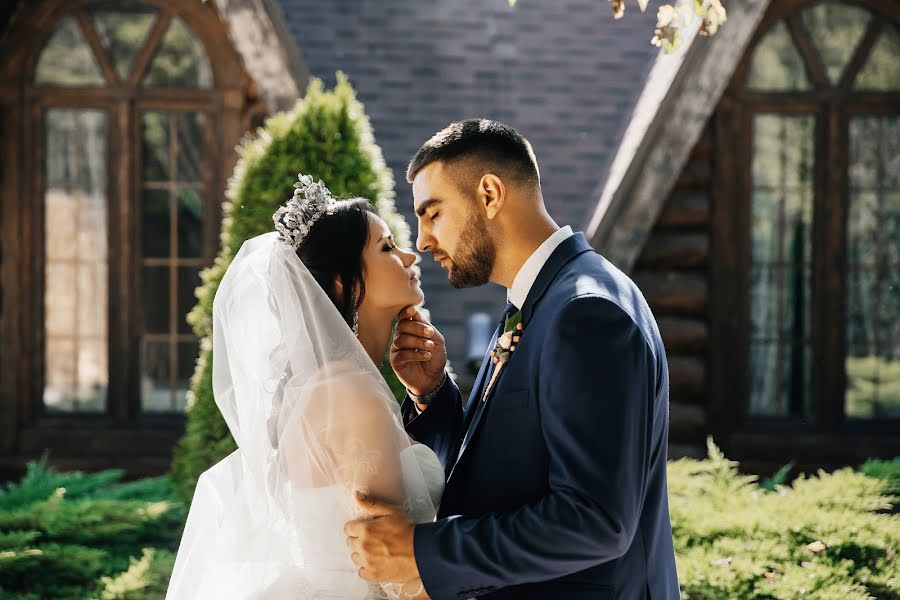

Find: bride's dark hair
<box><xmin>294</xmin><ymin>198</ymin><xmax>376</xmax><ymax>329</ymax></box>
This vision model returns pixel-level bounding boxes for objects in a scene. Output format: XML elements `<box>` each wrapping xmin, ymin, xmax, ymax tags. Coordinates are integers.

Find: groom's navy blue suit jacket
<box><xmin>402</xmin><ymin>233</ymin><xmax>680</xmax><ymax>600</ymax></box>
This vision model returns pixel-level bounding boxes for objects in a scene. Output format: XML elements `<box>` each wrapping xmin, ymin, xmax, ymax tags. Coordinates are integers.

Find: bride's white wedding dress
<box><xmin>172</xmin><ymin>443</ymin><xmax>443</xmax><ymax>599</ymax></box>
<box><xmin>289</xmin><ymin>444</ymin><xmax>443</xmax><ymax>598</ymax></box>
<box><xmin>166</xmin><ymin>233</ymin><xmax>444</xmax><ymax>600</ymax></box>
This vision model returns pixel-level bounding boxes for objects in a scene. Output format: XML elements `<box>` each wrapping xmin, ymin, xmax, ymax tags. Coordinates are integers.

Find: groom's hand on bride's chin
<box><xmin>391</xmin><ymin>306</ymin><xmax>447</xmax><ymax>396</ymax></box>
<box><xmin>344</xmin><ymin>491</ymin><xmax>419</xmax><ymax>584</ymax></box>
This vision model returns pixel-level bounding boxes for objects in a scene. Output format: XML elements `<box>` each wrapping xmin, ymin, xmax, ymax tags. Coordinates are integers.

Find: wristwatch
<box><xmin>408</xmin><ymin>371</ymin><xmax>447</xmax><ymax>406</ymax></box>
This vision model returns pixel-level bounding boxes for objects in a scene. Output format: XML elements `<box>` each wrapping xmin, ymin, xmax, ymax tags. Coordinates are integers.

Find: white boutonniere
<box><xmin>482</xmin><ymin>311</ymin><xmax>523</xmax><ymax>402</ymax></box>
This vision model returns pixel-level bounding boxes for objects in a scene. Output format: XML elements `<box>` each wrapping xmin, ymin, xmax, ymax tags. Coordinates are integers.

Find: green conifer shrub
<box><xmin>170</xmin><ymin>73</ymin><xmax>415</xmax><ymax>501</ymax></box>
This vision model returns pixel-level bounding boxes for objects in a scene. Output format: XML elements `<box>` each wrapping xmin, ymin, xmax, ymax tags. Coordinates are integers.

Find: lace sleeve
<box><xmin>296</xmin><ymin>368</ymin><xmax>408</xmax><ymax>511</ymax></box>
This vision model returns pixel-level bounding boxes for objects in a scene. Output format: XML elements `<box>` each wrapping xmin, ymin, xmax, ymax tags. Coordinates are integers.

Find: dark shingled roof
<box><xmin>284</xmin><ymin>0</ymin><xmax>661</xmax><ymax>368</ymax></box>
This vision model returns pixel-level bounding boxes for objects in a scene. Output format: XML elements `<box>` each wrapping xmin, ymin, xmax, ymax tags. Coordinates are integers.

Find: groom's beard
<box><xmin>447</xmin><ymin>212</ymin><xmax>495</xmax><ymax>289</ymax></box>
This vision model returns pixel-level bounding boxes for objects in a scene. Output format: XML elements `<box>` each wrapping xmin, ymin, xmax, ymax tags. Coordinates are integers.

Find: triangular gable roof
<box><xmin>585</xmin><ymin>0</ymin><xmax>771</xmax><ymax>272</ymax></box>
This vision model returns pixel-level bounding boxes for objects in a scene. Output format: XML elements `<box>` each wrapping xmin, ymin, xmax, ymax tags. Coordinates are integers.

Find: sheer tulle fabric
<box><xmin>166</xmin><ymin>233</ymin><xmax>441</xmax><ymax>599</ymax></box>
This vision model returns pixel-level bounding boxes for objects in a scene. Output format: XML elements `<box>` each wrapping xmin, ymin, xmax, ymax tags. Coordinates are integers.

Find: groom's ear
<box><xmin>479</xmin><ymin>173</ymin><xmax>506</xmax><ymax>220</ymax></box>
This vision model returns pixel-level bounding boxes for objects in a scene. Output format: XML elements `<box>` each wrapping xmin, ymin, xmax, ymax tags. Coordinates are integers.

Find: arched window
<box><xmin>713</xmin><ymin>0</ymin><xmax>899</xmax><ymax>448</ymax></box>
<box><xmin>0</xmin><ymin>0</ymin><xmax>256</xmax><ymax>474</ymax></box>
<box><xmin>37</xmin><ymin>6</ymin><xmax>215</xmax><ymax>415</ymax></box>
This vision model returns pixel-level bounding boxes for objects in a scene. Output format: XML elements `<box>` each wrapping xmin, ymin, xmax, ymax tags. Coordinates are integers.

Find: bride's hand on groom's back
<box><xmin>391</xmin><ymin>306</ymin><xmax>446</xmax><ymax>397</ymax></box>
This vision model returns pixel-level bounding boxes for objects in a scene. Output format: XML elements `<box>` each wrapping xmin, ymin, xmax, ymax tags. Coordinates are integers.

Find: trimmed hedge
<box><xmin>0</xmin><ymin>446</ymin><xmax>897</xmax><ymax>598</ymax></box>
<box><xmin>0</xmin><ymin>463</ymin><xmax>182</xmax><ymax>599</ymax></box>
<box><xmin>672</xmin><ymin>440</ymin><xmax>899</xmax><ymax>599</ymax></box>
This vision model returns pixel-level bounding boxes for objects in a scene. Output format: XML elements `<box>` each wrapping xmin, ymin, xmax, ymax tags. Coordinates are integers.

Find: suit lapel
<box><xmin>449</xmin><ymin>335</ymin><xmax>511</xmax><ymax>481</ymax></box>
<box><xmin>463</xmin><ymin>326</ymin><xmax>499</xmax><ymax>417</ymax></box>
<box><xmin>449</xmin><ymin>235</ymin><xmax>594</xmax><ymax>481</ymax></box>
<box><xmin>462</xmin><ymin>301</ymin><xmax>515</xmax><ymax>420</ymax></box>
<box><xmin>450</xmin><ymin>307</ymin><xmax>510</xmax><ymax>480</ymax></box>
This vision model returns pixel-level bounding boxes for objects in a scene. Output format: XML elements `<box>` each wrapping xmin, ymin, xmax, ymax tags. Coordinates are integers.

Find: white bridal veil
<box><xmin>166</xmin><ymin>232</ymin><xmax>440</xmax><ymax>599</ymax></box>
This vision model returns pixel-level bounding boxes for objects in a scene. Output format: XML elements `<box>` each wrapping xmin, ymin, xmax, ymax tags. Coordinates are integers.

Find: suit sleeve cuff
<box><xmin>402</xmin><ymin>372</ymin><xmax>452</xmax><ymax>425</ymax></box>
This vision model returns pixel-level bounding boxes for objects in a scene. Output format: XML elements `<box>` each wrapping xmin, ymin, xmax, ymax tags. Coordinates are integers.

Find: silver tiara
<box><xmin>273</xmin><ymin>174</ymin><xmax>336</xmax><ymax>249</ymax></box>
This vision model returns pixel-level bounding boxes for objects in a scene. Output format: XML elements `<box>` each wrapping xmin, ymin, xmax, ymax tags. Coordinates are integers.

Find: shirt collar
<box><xmin>507</xmin><ymin>226</ymin><xmax>574</xmax><ymax>309</ymax></box>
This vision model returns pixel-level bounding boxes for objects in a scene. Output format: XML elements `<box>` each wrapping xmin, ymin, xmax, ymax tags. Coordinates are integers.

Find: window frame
<box><xmin>0</xmin><ymin>0</ymin><xmax>258</xmax><ymax>476</ymax></box>
<box><xmin>710</xmin><ymin>0</ymin><xmax>900</xmax><ymax>464</ymax></box>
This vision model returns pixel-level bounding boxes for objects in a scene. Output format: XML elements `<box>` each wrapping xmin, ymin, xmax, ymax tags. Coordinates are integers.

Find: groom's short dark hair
<box><xmin>406</xmin><ymin>119</ymin><xmax>540</xmax><ymax>190</ymax></box>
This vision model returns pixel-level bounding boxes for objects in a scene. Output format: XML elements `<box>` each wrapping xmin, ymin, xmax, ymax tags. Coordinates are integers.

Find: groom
<box><xmin>345</xmin><ymin>119</ymin><xmax>680</xmax><ymax>599</ymax></box>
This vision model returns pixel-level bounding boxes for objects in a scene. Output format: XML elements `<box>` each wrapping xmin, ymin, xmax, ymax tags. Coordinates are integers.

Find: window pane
<box><xmin>177</xmin><ymin>267</ymin><xmax>201</xmax><ymax>335</ymax></box>
<box><xmin>846</xmin><ymin>117</ymin><xmax>900</xmax><ymax>420</ymax></box>
<box><xmin>46</xmin><ymin>262</ymin><xmax>76</xmax><ymax>338</ymax></box>
<box><xmin>143</xmin><ymin>17</ymin><xmax>212</xmax><ymax>88</ymax></box>
<box><xmin>34</xmin><ymin>16</ymin><xmax>105</xmax><ymax>86</ymax></box>
<box><xmin>747</xmin><ymin>22</ymin><xmax>811</xmax><ymax>91</ymax></box>
<box><xmin>91</xmin><ymin>2</ymin><xmax>159</xmax><ymax>81</ymax></box>
<box><xmin>142</xmin><ymin>266</ymin><xmax>169</xmax><ymax>334</ymax></box>
<box><xmin>141</xmin><ymin>341</ymin><xmax>193</xmax><ymax>413</ymax></box>
<box><xmin>141</xmin><ymin>340</ymin><xmax>171</xmax><ymax>412</ymax></box>
<box><xmin>142</xmin><ymin>188</ymin><xmax>169</xmax><ymax>257</ymax></box>
<box><xmin>749</xmin><ymin>115</ymin><xmax>814</xmax><ymax>417</ymax></box>
<box><xmin>177</xmin><ymin>113</ymin><xmax>205</xmax><ymax>182</ymax></box>
<box><xmin>177</xmin><ymin>189</ymin><xmax>203</xmax><ymax>258</ymax></box>
<box><xmin>752</xmin><ymin>115</ymin><xmax>814</xmax><ymax>190</ymax></box>
<box><xmin>43</xmin><ymin>109</ymin><xmax>108</xmax><ymax>413</ymax></box>
<box><xmin>854</xmin><ymin>25</ymin><xmax>900</xmax><ymax>91</ymax></box>
<box><xmin>138</xmin><ymin>108</ymin><xmax>206</xmax><ymax>413</ymax></box>
<box><xmin>141</xmin><ymin>111</ymin><xmax>169</xmax><ymax>182</ymax></box>
<box><xmin>801</xmin><ymin>1</ymin><xmax>871</xmax><ymax>84</ymax></box>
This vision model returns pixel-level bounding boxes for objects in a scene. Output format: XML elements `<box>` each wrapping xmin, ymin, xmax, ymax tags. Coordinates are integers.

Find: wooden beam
<box><xmin>669</xmin><ymin>402</ymin><xmax>707</xmax><ymax>441</ymax></box>
<box><xmin>655</xmin><ymin>191</ymin><xmax>710</xmax><ymax>229</ymax></box>
<box><xmin>0</xmin><ymin>100</ymin><xmax>20</xmax><ymax>452</ymax></box>
<box><xmin>728</xmin><ymin>432</ymin><xmax>900</xmax><ymax>465</ymax></box>
<box><xmin>636</xmin><ymin>232</ymin><xmax>709</xmax><ymax>269</ymax></box>
<box><xmin>839</xmin><ymin>18</ymin><xmax>883</xmax><ymax>90</ymax></box>
<box><xmin>18</xmin><ymin>423</ymin><xmax>183</xmax><ymax>455</ymax></box>
<box><xmin>128</xmin><ymin>9</ymin><xmax>172</xmax><ymax>87</ymax></box>
<box><xmin>707</xmin><ymin>95</ymin><xmax>748</xmax><ymax>456</ymax></box>
<box><xmin>658</xmin><ymin>317</ymin><xmax>708</xmax><ymax>353</ymax></box>
<box><xmin>634</xmin><ymin>271</ymin><xmax>707</xmax><ymax>315</ymax></box>
<box><xmin>586</xmin><ymin>0</ymin><xmax>771</xmax><ymax>272</ymax></box>
<box><xmin>211</xmin><ymin>0</ymin><xmax>308</xmax><ymax>112</ymax></box>
<box><xmin>668</xmin><ymin>356</ymin><xmax>706</xmax><ymax>404</ymax></box>
<box><xmin>671</xmin><ymin>155</ymin><xmax>713</xmax><ymax>191</ymax></box>
<box><xmin>76</xmin><ymin>9</ymin><xmax>118</xmax><ymax>86</ymax></box>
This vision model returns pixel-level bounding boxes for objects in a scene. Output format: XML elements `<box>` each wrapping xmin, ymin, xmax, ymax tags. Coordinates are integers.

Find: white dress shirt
<box><xmin>507</xmin><ymin>225</ymin><xmax>574</xmax><ymax>309</ymax></box>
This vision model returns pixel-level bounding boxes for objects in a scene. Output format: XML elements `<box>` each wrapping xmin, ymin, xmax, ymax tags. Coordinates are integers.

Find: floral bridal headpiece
<box><xmin>273</xmin><ymin>174</ymin><xmax>336</xmax><ymax>249</ymax></box>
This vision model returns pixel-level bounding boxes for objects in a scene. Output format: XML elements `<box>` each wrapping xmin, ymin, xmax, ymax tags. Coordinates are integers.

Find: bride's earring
<box><xmin>351</xmin><ymin>309</ymin><xmax>359</xmax><ymax>337</ymax></box>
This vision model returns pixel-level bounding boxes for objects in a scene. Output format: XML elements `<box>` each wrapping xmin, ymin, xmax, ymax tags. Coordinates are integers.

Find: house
<box><xmin>1</xmin><ymin>0</ymin><xmax>897</xmax><ymax>479</ymax></box>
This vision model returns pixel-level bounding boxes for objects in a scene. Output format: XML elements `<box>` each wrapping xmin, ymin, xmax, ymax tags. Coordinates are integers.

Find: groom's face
<box><xmin>413</xmin><ymin>161</ymin><xmax>496</xmax><ymax>288</ymax></box>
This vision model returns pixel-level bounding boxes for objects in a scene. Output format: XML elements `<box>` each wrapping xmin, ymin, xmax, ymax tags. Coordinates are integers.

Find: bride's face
<box><xmin>360</xmin><ymin>213</ymin><xmax>424</xmax><ymax>314</ymax></box>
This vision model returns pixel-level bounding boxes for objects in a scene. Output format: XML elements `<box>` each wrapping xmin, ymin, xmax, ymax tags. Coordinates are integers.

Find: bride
<box><xmin>166</xmin><ymin>175</ymin><xmax>444</xmax><ymax>599</ymax></box>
